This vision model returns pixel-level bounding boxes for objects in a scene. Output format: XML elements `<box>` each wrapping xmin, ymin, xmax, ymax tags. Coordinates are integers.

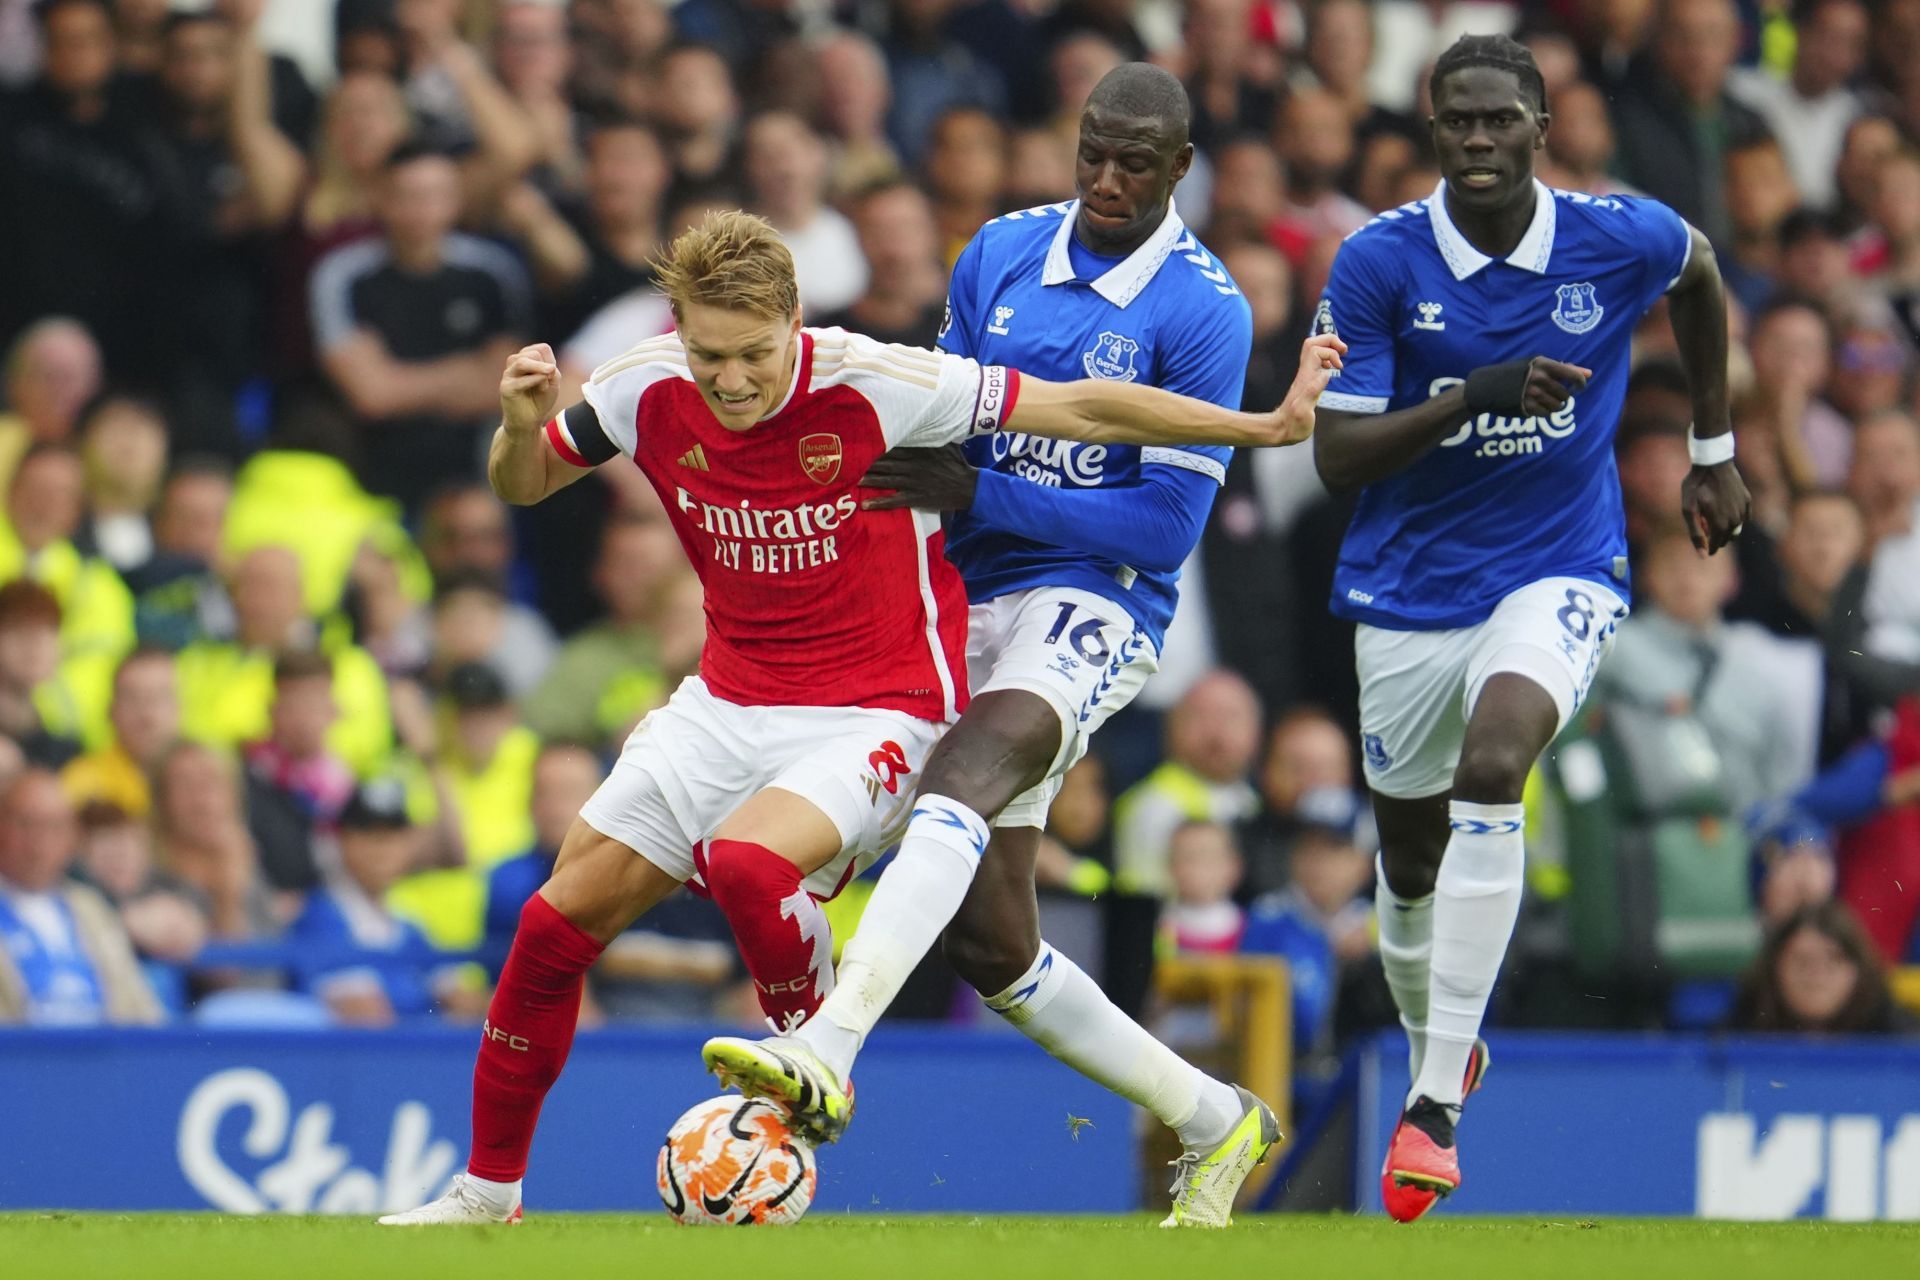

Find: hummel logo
<box><xmin>677</xmin><ymin>444</ymin><xmax>710</xmax><ymax>471</ymax></box>
<box><xmin>988</xmin><ymin>305</ymin><xmax>1015</xmax><ymax>335</ymax></box>
<box><xmin>1414</xmin><ymin>302</ymin><xmax>1446</xmax><ymax>331</ymax></box>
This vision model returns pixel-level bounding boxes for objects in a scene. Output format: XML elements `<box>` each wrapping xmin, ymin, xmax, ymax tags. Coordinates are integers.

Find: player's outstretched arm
<box><xmin>489</xmin><ymin>342</ymin><xmax>592</xmax><ymax>505</ymax></box>
<box><xmin>1004</xmin><ymin>334</ymin><xmax>1347</xmax><ymax>447</ymax></box>
<box><xmin>1667</xmin><ymin>224</ymin><xmax>1752</xmax><ymax>554</ymax></box>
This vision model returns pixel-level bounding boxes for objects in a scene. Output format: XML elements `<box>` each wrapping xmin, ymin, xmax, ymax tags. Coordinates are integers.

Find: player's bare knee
<box><xmin>920</xmin><ymin>712</ymin><xmax>1058</xmax><ymax>814</ymax></box>
<box><xmin>1451</xmin><ymin>739</ymin><xmax>1533</xmax><ymax>805</ymax></box>
<box><xmin>1379</xmin><ymin>846</ymin><xmax>1440</xmax><ymax>900</ymax></box>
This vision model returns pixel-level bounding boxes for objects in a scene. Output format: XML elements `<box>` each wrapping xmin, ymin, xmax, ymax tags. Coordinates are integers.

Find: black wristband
<box><xmin>1462</xmin><ymin>360</ymin><xmax>1532</xmax><ymax>416</ymax></box>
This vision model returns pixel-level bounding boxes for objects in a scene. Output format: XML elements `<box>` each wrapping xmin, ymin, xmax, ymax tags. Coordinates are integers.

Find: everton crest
<box><xmin>1551</xmin><ymin>282</ymin><xmax>1603</xmax><ymax>335</ymax></box>
<box><xmin>799</xmin><ymin>433</ymin><xmax>842</xmax><ymax>485</ymax></box>
<box><xmin>1082</xmin><ymin>331</ymin><xmax>1140</xmax><ymax>382</ymax></box>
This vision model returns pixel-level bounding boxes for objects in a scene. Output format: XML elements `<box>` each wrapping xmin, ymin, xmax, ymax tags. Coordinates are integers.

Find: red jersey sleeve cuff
<box><xmin>544</xmin><ymin>415</ymin><xmax>591</xmax><ymax>468</ymax></box>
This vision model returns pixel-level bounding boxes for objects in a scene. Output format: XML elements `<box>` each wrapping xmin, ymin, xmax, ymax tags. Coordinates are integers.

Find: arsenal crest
<box><xmin>799</xmin><ymin>433</ymin><xmax>842</xmax><ymax>485</ymax></box>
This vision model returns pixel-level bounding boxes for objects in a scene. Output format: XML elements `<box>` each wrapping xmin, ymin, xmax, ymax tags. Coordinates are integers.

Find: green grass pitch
<box><xmin>6</xmin><ymin>1213</ymin><xmax>1919</xmax><ymax>1280</ymax></box>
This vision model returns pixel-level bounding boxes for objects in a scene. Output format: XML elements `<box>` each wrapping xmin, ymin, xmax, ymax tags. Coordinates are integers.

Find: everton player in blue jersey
<box><xmin>705</xmin><ymin>64</ymin><xmax>1343</xmax><ymax>1227</ymax></box>
<box><xmin>1310</xmin><ymin>36</ymin><xmax>1751</xmax><ymax>1221</ymax></box>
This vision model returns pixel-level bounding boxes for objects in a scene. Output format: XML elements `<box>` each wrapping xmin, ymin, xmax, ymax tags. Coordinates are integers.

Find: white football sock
<box><xmin>1374</xmin><ymin>854</ymin><xmax>1435</xmax><ymax>1082</ymax></box>
<box><xmin>796</xmin><ymin>795</ymin><xmax>988</xmax><ymax>1080</ymax></box>
<box><xmin>464</xmin><ymin>1173</ymin><xmax>522</xmax><ymax>1213</ymax></box>
<box><xmin>986</xmin><ymin>943</ymin><xmax>1244</xmax><ymax>1151</ymax></box>
<box><xmin>1408</xmin><ymin>800</ymin><xmax>1525</xmax><ymax>1110</ymax></box>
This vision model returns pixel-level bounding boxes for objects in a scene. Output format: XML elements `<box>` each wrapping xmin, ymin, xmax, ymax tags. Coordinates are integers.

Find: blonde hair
<box><xmin>652</xmin><ymin>211</ymin><xmax>799</xmax><ymax>321</ymax></box>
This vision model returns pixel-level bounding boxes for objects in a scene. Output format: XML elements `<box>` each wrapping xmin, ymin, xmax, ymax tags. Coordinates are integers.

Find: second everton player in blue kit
<box><xmin>1308</xmin><ymin>36</ymin><xmax>1751</xmax><ymax>1219</ymax></box>
<box><xmin>705</xmin><ymin>63</ymin><xmax>1344</xmax><ymax>1227</ymax></box>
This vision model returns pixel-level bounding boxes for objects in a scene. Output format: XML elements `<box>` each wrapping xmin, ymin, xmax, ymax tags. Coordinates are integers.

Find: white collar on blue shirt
<box><xmin>1426</xmin><ymin>178</ymin><xmax>1557</xmax><ymax>281</ymax></box>
<box><xmin>1041</xmin><ymin>200</ymin><xmax>1189</xmax><ymax>309</ymax></box>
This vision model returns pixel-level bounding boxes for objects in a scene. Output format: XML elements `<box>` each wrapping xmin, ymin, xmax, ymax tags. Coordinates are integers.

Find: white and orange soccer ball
<box><xmin>656</xmin><ymin>1095</ymin><xmax>818</xmax><ymax>1225</ymax></box>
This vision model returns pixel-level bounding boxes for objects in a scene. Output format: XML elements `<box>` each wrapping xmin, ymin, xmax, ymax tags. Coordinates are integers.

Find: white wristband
<box><xmin>1687</xmin><ymin>427</ymin><xmax>1735</xmax><ymax>467</ymax></box>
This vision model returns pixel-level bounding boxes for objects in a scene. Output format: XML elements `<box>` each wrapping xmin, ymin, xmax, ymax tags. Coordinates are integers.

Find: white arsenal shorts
<box><xmin>579</xmin><ymin>676</ymin><xmax>944</xmax><ymax>899</ymax></box>
<box><xmin>1355</xmin><ymin>576</ymin><xmax>1628</xmax><ymax>800</ymax></box>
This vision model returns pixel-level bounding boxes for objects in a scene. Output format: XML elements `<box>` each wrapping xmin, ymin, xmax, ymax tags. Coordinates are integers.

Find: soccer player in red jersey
<box><xmin>379</xmin><ymin>211</ymin><xmax>1342</xmax><ymax>1224</ymax></box>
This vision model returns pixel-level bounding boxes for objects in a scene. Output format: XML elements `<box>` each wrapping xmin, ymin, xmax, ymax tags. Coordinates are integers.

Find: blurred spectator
<box><xmin>1538</xmin><ymin>79</ymin><xmax>1631</xmax><ymax>198</ymax></box>
<box><xmin>0</xmin><ymin>581</ymin><xmax>81</xmax><ymax>767</ymax></box>
<box><xmin>879</xmin><ymin>0</ymin><xmax>1009</xmax><ymax>168</ymax></box>
<box><xmin>127</xmin><ymin>459</ymin><xmax>233</xmax><ymax>651</ymax></box>
<box><xmin>1035</xmin><ymin>754</ymin><xmax>1112</xmax><ymax>894</ymax></box>
<box><xmin>817</xmin><ymin>180</ymin><xmax>946</xmax><ymax>347</ymax></box>
<box><xmin>1772</xmin><ymin>208</ymin><xmax>1849</xmax><ymax>314</ymax></box>
<box><xmin>151</xmin><ymin>740</ymin><xmax>278</xmax><ymax>940</ymax></box>
<box><xmin>1611</xmin><ymin>0</ymin><xmax>1770</xmax><ymax>250</ymax></box>
<box><xmin>392</xmin><ymin>0</ymin><xmax>537</xmax><ymax>188</ymax></box>
<box><xmin>508</xmin><ymin>120</ymin><xmax>669</xmax><ymax>343</ymax></box>
<box><xmin>653</xmin><ymin>42</ymin><xmax>739</xmax><ymax>194</ymax></box>
<box><xmin>1616</xmin><ymin>411</ymin><xmax>1692</xmax><ymax>554</ymax></box>
<box><xmin>1303</xmin><ymin>0</ymin><xmax>1415</xmax><ymax>152</ymax></box>
<box><xmin>0</xmin><ymin>0</ymin><xmax>164</xmax><ymax>384</ymax></box>
<box><xmin>524</xmin><ymin>514</ymin><xmax>681</xmax><ymax>749</ymax></box>
<box><xmin>813</xmin><ymin>30</ymin><xmax>901</xmax><ymax>197</ymax></box>
<box><xmin>1600</xmin><ymin>529</ymin><xmax>1823</xmax><ymax>819</ymax></box>
<box><xmin>491</xmin><ymin>0</ymin><xmax>584</xmax><ymax>192</ymax></box>
<box><xmin>288</xmin><ymin>777</ymin><xmax>484</xmax><ymax>1026</ymax></box>
<box><xmin>420</xmin><ymin>484</ymin><xmax>556</xmax><ymax>681</ymax></box>
<box><xmin>438</xmin><ymin>662</ymin><xmax>537</xmax><ymax>874</ymax></box>
<box><xmin>923</xmin><ymin>106</ymin><xmax>1006</xmax><ymax>266</ymax></box>
<box><xmin>1829</xmin><ymin>318</ymin><xmax>1908</xmax><ymax>427</ymax></box>
<box><xmin>427</xmin><ymin>568</ymin><xmax>553</xmax><ymax>696</ymax></box>
<box><xmin>567</xmin><ymin>0</ymin><xmax>671</xmax><ymax>122</ymax></box>
<box><xmin>743</xmin><ymin>111</ymin><xmax>867</xmax><ymax>314</ymax></box>
<box><xmin>1733</xmin><ymin>489</ymin><xmax>1866</xmax><ymax>645</ymax></box>
<box><xmin>1112</xmin><ymin>670</ymin><xmax>1263</xmax><ymax>897</ymax></box>
<box><xmin>1269</xmin><ymin>88</ymin><xmax>1368</xmax><ymax>268</ymax></box>
<box><xmin>1349</xmin><ymin>130</ymin><xmax>1419</xmax><ymax>216</ymax></box>
<box><xmin>60</xmin><ymin>646</ymin><xmax>174</xmax><ymax>817</ymax></box>
<box><xmin>176</xmin><ymin>544</ymin><xmax>394</xmax><ymax>779</ymax></box>
<box><xmin>1239</xmin><ymin>708</ymin><xmax>1360</xmax><ymax>896</ymax></box>
<box><xmin>348</xmin><ymin>538</ymin><xmax>432</xmax><ymax>680</ymax></box>
<box><xmin>309</xmin><ymin>140</ymin><xmax>529</xmax><ymax>513</ymax></box>
<box><xmin>72</xmin><ymin>798</ymin><xmax>206</xmax><ymax>965</ymax></box>
<box><xmin>1043</xmin><ymin>33</ymin><xmax>1124</xmax><ymax>142</ymax></box>
<box><xmin>1833</xmin><ymin>112</ymin><xmax>1902</xmax><ymax>233</ymax></box>
<box><xmin>1744</xmin><ymin>296</ymin><xmax>1852</xmax><ymax>490</ymax></box>
<box><xmin>1160</xmin><ymin>820</ymin><xmax>1246</xmax><ymax>953</ymax></box>
<box><xmin>1369</xmin><ymin>0</ymin><xmax>1521</xmax><ymax>113</ymax></box>
<box><xmin>1748</xmin><ymin>808</ymin><xmax>1839</xmax><ymax>928</ymax></box>
<box><xmin>0</xmin><ymin>318</ymin><xmax>101</xmax><ymax>492</ymax></box>
<box><xmin>1722</xmin><ymin>136</ymin><xmax>1801</xmax><ymax>313</ymax></box>
<box><xmin>245</xmin><ymin>650</ymin><xmax>354</xmax><ymax>834</ymax></box>
<box><xmin>1242</xmin><ymin>786</ymin><xmax>1375</xmax><ymax>1057</ymax></box>
<box><xmin>142</xmin><ymin>8</ymin><xmax>306</xmax><ymax>452</ymax></box>
<box><xmin>0</xmin><ymin>768</ymin><xmax>159</xmax><ymax>1024</ymax></box>
<box><xmin>1867</xmin><ymin>148</ymin><xmax>1920</xmax><ymax>348</ymax></box>
<box><xmin>1204</xmin><ymin>136</ymin><xmax>1284</xmax><ymax>248</ymax></box>
<box><xmin>0</xmin><ymin>443</ymin><xmax>135</xmax><ymax>743</ymax></box>
<box><xmin>1729</xmin><ymin>900</ymin><xmax>1911</xmax><ymax>1033</ymax></box>
<box><xmin>1728</xmin><ymin>0</ymin><xmax>1869</xmax><ymax>211</ymax></box>
<box><xmin>75</xmin><ymin>393</ymin><xmax>167</xmax><ymax>576</ymax></box>
<box><xmin>290</xmin><ymin>70</ymin><xmax>410</xmax><ymax>341</ymax></box>
<box><xmin>1848</xmin><ymin>409</ymin><xmax>1920</xmax><ymax>553</ymax></box>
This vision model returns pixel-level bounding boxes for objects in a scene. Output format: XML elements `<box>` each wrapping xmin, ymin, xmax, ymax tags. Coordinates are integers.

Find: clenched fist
<box><xmin>501</xmin><ymin>343</ymin><xmax>561</xmax><ymax>435</ymax></box>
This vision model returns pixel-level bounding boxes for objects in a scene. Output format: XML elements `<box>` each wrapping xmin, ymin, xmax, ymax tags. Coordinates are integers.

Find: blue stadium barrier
<box><xmin>1354</xmin><ymin>1031</ymin><xmax>1920</xmax><ymax>1219</ymax></box>
<box><xmin>0</xmin><ymin>1025</ymin><xmax>1136</xmax><ymax>1215</ymax></box>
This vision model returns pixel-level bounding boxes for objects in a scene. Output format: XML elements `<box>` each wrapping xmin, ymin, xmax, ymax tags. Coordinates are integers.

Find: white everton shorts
<box><xmin>579</xmin><ymin>676</ymin><xmax>943</xmax><ymax>899</ymax></box>
<box><xmin>1355</xmin><ymin>576</ymin><xmax>1628</xmax><ymax>800</ymax></box>
<box><xmin>967</xmin><ymin>586</ymin><xmax>1160</xmax><ymax>828</ymax></box>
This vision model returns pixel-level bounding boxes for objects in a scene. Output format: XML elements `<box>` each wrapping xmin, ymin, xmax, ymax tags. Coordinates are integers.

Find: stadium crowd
<box><xmin>1</xmin><ymin>0</ymin><xmax>1919</xmax><ymax>1064</ymax></box>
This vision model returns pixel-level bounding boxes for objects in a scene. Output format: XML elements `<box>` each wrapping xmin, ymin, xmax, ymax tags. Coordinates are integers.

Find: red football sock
<box><xmin>705</xmin><ymin>838</ymin><xmax>836</xmax><ymax>1033</ymax></box>
<box><xmin>469</xmin><ymin>893</ymin><xmax>605</xmax><ymax>1183</ymax></box>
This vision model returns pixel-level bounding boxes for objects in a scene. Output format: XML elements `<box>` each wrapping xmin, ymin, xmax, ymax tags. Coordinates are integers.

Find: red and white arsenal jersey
<box><xmin>545</xmin><ymin>327</ymin><xmax>1022</xmax><ymax>723</ymax></box>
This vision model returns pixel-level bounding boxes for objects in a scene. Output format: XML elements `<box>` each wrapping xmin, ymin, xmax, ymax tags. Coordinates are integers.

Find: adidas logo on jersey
<box><xmin>677</xmin><ymin>445</ymin><xmax>711</xmax><ymax>471</ymax></box>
